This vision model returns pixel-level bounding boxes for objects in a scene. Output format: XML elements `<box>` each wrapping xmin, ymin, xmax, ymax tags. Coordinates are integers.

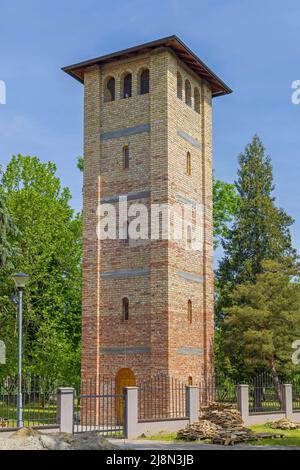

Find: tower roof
<box><xmin>62</xmin><ymin>35</ymin><xmax>232</xmax><ymax>97</ymax></box>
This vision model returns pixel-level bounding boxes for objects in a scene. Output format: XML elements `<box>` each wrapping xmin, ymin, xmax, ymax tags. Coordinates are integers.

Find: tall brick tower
<box><xmin>63</xmin><ymin>36</ymin><xmax>231</xmax><ymax>392</ymax></box>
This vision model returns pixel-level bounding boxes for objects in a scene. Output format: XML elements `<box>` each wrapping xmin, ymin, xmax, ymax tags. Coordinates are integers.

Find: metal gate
<box><xmin>249</xmin><ymin>372</ymin><xmax>282</xmax><ymax>413</ymax></box>
<box><xmin>74</xmin><ymin>379</ymin><xmax>125</xmax><ymax>437</ymax></box>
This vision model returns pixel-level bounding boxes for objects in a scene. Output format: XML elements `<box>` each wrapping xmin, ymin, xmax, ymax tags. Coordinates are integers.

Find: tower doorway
<box><xmin>116</xmin><ymin>368</ymin><xmax>136</xmax><ymax>423</ymax></box>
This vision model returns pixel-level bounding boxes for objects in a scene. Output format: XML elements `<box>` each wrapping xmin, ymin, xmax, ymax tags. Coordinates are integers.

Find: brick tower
<box><xmin>63</xmin><ymin>36</ymin><xmax>231</xmax><ymax>392</ymax></box>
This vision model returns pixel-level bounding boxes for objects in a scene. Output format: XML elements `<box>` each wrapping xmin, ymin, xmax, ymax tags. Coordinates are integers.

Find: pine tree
<box><xmin>217</xmin><ymin>135</ymin><xmax>296</xmax><ymax>311</ymax></box>
<box><xmin>222</xmin><ymin>259</ymin><xmax>300</xmax><ymax>391</ymax></box>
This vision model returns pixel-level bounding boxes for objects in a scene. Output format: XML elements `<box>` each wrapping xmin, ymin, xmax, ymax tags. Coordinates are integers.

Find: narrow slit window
<box><xmin>188</xmin><ymin>300</ymin><xmax>192</xmax><ymax>323</ymax></box>
<box><xmin>124</xmin><ymin>221</ymin><xmax>129</xmax><ymax>244</ymax></box>
<box><xmin>187</xmin><ymin>152</ymin><xmax>191</xmax><ymax>176</ymax></box>
<box><xmin>105</xmin><ymin>77</ymin><xmax>115</xmax><ymax>102</ymax></box>
<box><xmin>123</xmin><ymin>298</ymin><xmax>129</xmax><ymax>321</ymax></box>
<box><xmin>177</xmin><ymin>72</ymin><xmax>183</xmax><ymax>100</ymax></box>
<box><xmin>194</xmin><ymin>87</ymin><xmax>200</xmax><ymax>113</ymax></box>
<box><xmin>185</xmin><ymin>80</ymin><xmax>192</xmax><ymax>106</ymax></box>
<box><xmin>107</xmin><ymin>78</ymin><xmax>115</xmax><ymax>101</ymax></box>
<box><xmin>123</xmin><ymin>146</ymin><xmax>130</xmax><ymax>169</ymax></box>
<box><xmin>140</xmin><ymin>69</ymin><xmax>149</xmax><ymax>95</ymax></box>
<box><xmin>187</xmin><ymin>225</ymin><xmax>192</xmax><ymax>250</ymax></box>
<box><xmin>188</xmin><ymin>376</ymin><xmax>193</xmax><ymax>386</ymax></box>
<box><xmin>123</xmin><ymin>73</ymin><xmax>132</xmax><ymax>98</ymax></box>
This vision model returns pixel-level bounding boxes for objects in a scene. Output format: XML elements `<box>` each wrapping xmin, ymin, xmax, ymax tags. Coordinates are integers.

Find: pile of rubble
<box><xmin>201</xmin><ymin>402</ymin><xmax>244</xmax><ymax>428</ymax></box>
<box><xmin>177</xmin><ymin>420</ymin><xmax>219</xmax><ymax>441</ymax></box>
<box><xmin>0</xmin><ymin>428</ymin><xmax>120</xmax><ymax>451</ymax></box>
<box><xmin>177</xmin><ymin>402</ymin><xmax>256</xmax><ymax>446</ymax></box>
<box><xmin>269</xmin><ymin>418</ymin><xmax>300</xmax><ymax>430</ymax></box>
<box><xmin>212</xmin><ymin>429</ymin><xmax>257</xmax><ymax>446</ymax></box>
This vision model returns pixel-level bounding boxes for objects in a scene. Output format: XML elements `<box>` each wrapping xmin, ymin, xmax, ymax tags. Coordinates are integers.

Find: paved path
<box><xmin>109</xmin><ymin>439</ymin><xmax>299</xmax><ymax>451</ymax></box>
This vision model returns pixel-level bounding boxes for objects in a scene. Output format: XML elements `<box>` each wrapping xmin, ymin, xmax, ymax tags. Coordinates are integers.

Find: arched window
<box><xmin>123</xmin><ymin>146</ymin><xmax>130</xmax><ymax>169</ymax></box>
<box><xmin>188</xmin><ymin>300</ymin><xmax>192</xmax><ymax>323</ymax></box>
<box><xmin>104</xmin><ymin>77</ymin><xmax>115</xmax><ymax>102</ymax></box>
<box><xmin>124</xmin><ymin>221</ymin><xmax>129</xmax><ymax>244</ymax></box>
<box><xmin>194</xmin><ymin>87</ymin><xmax>200</xmax><ymax>113</ymax></box>
<box><xmin>122</xmin><ymin>298</ymin><xmax>129</xmax><ymax>321</ymax></box>
<box><xmin>188</xmin><ymin>376</ymin><xmax>193</xmax><ymax>386</ymax></box>
<box><xmin>185</xmin><ymin>80</ymin><xmax>192</xmax><ymax>106</ymax></box>
<box><xmin>177</xmin><ymin>72</ymin><xmax>183</xmax><ymax>100</ymax></box>
<box><xmin>140</xmin><ymin>69</ymin><xmax>150</xmax><ymax>95</ymax></box>
<box><xmin>187</xmin><ymin>225</ymin><xmax>192</xmax><ymax>250</ymax></box>
<box><xmin>187</xmin><ymin>152</ymin><xmax>191</xmax><ymax>176</ymax></box>
<box><xmin>123</xmin><ymin>73</ymin><xmax>132</xmax><ymax>98</ymax></box>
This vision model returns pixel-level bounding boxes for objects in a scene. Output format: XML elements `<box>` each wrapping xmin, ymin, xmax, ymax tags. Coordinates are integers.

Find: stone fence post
<box><xmin>237</xmin><ymin>384</ymin><xmax>249</xmax><ymax>423</ymax></box>
<box><xmin>57</xmin><ymin>387</ymin><xmax>74</xmax><ymax>434</ymax></box>
<box><xmin>185</xmin><ymin>386</ymin><xmax>199</xmax><ymax>423</ymax></box>
<box><xmin>123</xmin><ymin>387</ymin><xmax>139</xmax><ymax>439</ymax></box>
<box><xmin>282</xmin><ymin>384</ymin><xmax>293</xmax><ymax>420</ymax></box>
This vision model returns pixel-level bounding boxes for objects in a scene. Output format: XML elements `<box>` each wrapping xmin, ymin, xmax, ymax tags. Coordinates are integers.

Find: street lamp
<box><xmin>12</xmin><ymin>273</ymin><xmax>29</xmax><ymax>429</ymax></box>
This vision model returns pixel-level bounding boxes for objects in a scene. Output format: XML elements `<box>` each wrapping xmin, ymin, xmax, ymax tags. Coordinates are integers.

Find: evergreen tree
<box><xmin>222</xmin><ymin>259</ymin><xmax>300</xmax><ymax>391</ymax></box>
<box><xmin>217</xmin><ymin>135</ymin><xmax>295</xmax><ymax>311</ymax></box>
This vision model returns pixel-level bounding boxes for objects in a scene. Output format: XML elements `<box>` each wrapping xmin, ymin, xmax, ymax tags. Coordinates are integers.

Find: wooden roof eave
<box><xmin>62</xmin><ymin>35</ymin><xmax>232</xmax><ymax>97</ymax></box>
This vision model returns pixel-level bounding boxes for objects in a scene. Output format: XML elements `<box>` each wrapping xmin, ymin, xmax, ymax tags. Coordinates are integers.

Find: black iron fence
<box><xmin>138</xmin><ymin>375</ymin><xmax>187</xmax><ymax>421</ymax></box>
<box><xmin>292</xmin><ymin>380</ymin><xmax>300</xmax><ymax>411</ymax></box>
<box><xmin>199</xmin><ymin>378</ymin><xmax>238</xmax><ymax>409</ymax></box>
<box><xmin>74</xmin><ymin>378</ymin><xmax>124</xmax><ymax>437</ymax></box>
<box><xmin>249</xmin><ymin>372</ymin><xmax>282</xmax><ymax>413</ymax></box>
<box><xmin>0</xmin><ymin>375</ymin><xmax>58</xmax><ymax>431</ymax></box>
<box><xmin>2</xmin><ymin>372</ymin><xmax>299</xmax><ymax>433</ymax></box>
<box><xmin>215</xmin><ymin>381</ymin><xmax>238</xmax><ymax>409</ymax></box>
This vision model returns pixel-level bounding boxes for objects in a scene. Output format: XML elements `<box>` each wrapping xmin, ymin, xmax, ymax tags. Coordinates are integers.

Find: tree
<box><xmin>213</xmin><ymin>179</ymin><xmax>239</xmax><ymax>248</ymax></box>
<box><xmin>0</xmin><ymin>155</ymin><xmax>82</xmax><ymax>384</ymax></box>
<box><xmin>77</xmin><ymin>156</ymin><xmax>84</xmax><ymax>173</ymax></box>
<box><xmin>0</xmin><ymin>192</ymin><xmax>19</xmax><ymax>269</ymax></box>
<box><xmin>222</xmin><ymin>259</ymin><xmax>300</xmax><ymax>395</ymax></box>
<box><xmin>217</xmin><ymin>135</ymin><xmax>295</xmax><ymax>309</ymax></box>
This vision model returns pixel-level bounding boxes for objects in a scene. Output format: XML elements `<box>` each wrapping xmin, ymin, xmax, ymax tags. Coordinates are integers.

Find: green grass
<box><xmin>137</xmin><ymin>431</ymin><xmax>210</xmax><ymax>443</ymax></box>
<box><xmin>0</xmin><ymin>404</ymin><xmax>57</xmax><ymax>428</ymax></box>
<box><xmin>138</xmin><ymin>432</ymin><xmax>179</xmax><ymax>441</ymax></box>
<box><xmin>246</xmin><ymin>424</ymin><xmax>300</xmax><ymax>447</ymax></box>
<box><xmin>138</xmin><ymin>425</ymin><xmax>300</xmax><ymax>447</ymax></box>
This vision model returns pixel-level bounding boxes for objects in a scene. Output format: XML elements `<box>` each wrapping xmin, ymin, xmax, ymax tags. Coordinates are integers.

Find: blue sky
<box><xmin>0</xmin><ymin>0</ymin><xmax>300</xmax><ymax>258</ymax></box>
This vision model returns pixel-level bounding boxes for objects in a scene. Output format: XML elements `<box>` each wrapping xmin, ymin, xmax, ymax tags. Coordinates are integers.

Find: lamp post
<box><xmin>12</xmin><ymin>273</ymin><xmax>29</xmax><ymax>429</ymax></box>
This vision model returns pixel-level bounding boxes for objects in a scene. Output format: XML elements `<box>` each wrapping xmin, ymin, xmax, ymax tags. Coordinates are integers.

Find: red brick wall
<box><xmin>81</xmin><ymin>48</ymin><xmax>214</xmax><ymax>389</ymax></box>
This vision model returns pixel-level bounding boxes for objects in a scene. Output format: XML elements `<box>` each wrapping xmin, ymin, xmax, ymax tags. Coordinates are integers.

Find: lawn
<box><xmin>138</xmin><ymin>432</ymin><xmax>181</xmax><ymax>442</ymax></box>
<box><xmin>0</xmin><ymin>399</ymin><xmax>81</xmax><ymax>429</ymax></box>
<box><xmin>138</xmin><ymin>425</ymin><xmax>300</xmax><ymax>447</ymax></box>
<box><xmin>247</xmin><ymin>424</ymin><xmax>300</xmax><ymax>447</ymax></box>
<box><xmin>0</xmin><ymin>404</ymin><xmax>57</xmax><ymax>429</ymax></box>
<box><xmin>138</xmin><ymin>431</ymin><xmax>211</xmax><ymax>444</ymax></box>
